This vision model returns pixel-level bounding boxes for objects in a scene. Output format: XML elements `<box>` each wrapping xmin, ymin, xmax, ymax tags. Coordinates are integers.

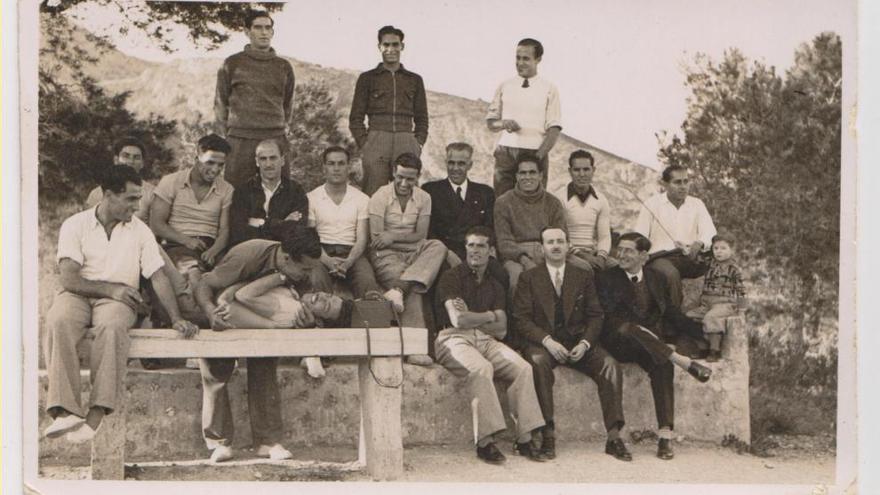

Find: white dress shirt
<box><xmin>633</xmin><ymin>194</ymin><xmax>716</xmax><ymax>254</ymax></box>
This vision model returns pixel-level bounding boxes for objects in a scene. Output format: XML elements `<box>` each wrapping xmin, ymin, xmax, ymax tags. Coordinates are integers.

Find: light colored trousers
<box><xmin>369</xmin><ymin>239</ymin><xmax>447</xmax><ymax>293</ymax></box>
<box><xmin>44</xmin><ymin>291</ymin><xmax>136</xmax><ymax>418</ymax></box>
<box><xmin>435</xmin><ymin>328</ymin><xmax>545</xmax><ymax>443</ymax></box>
<box><xmin>687</xmin><ymin>295</ymin><xmax>738</xmax><ymax>334</ymax></box>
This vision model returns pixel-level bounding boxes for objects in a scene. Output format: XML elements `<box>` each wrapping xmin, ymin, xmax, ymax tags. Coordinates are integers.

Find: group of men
<box><xmin>42</xmin><ymin>10</ymin><xmax>723</xmax><ymax>467</ymax></box>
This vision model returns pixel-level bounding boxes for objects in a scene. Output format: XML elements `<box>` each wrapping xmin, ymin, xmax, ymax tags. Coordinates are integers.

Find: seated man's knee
<box><xmin>468</xmin><ymin>359</ymin><xmax>495</xmax><ymax>381</ymax></box>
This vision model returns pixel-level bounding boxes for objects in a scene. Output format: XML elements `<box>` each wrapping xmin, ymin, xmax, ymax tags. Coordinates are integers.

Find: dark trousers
<box><xmin>647</xmin><ymin>253</ymin><xmax>708</xmax><ymax>307</ymax></box>
<box><xmin>522</xmin><ymin>343</ymin><xmax>624</xmax><ymax>433</ymax></box>
<box><xmin>312</xmin><ymin>243</ymin><xmax>382</xmax><ymax>299</ymax></box>
<box><xmin>199</xmin><ymin>357</ymin><xmax>282</xmax><ymax>448</ymax></box>
<box><xmin>601</xmin><ymin>323</ymin><xmax>675</xmax><ymax>430</ymax></box>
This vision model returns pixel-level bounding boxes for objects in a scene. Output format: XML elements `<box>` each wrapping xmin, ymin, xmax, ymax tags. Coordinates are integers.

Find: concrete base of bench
<box><xmin>39</xmin><ymin>317</ymin><xmax>748</xmax><ymax>466</ymax></box>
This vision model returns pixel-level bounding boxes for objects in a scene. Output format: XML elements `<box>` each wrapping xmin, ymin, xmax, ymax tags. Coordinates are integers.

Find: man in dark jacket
<box><xmin>349</xmin><ymin>25</ymin><xmax>428</xmax><ymax>196</ymax></box>
<box><xmin>596</xmin><ymin>232</ymin><xmax>712</xmax><ymax>461</ymax></box>
<box><xmin>513</xmin><ymin>227</ymin><xmax>625</xmax><ymax>461</ymax></box>
<box><xmin>214</xmin><ymin>10</ymin><xmax>295</xmax><ymax>188</ymax></box>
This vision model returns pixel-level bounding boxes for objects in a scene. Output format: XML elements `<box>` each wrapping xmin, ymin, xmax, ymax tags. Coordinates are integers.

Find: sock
<box><xmin>669</xmin><ymin>352</ymin><xmax>693</xmax><ymax>370</ymax></box>
<box><xmin>658</xmin><ymin>427</ymin><xmax>674</xmax><ymax>440</ymax></box>
<box><xmin>607</xmin><ymin>427</ymin><xmax>621</xmax><ymax>441</ymax></box>
<box><xmin>708</xmin><ymin>334</ymin><xmax>722</xmax><ymax>351</ymax></box>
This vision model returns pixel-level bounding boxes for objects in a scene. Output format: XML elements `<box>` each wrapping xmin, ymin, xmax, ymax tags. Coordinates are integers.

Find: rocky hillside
<box><xmin>57</xmin><ymin>25</ymin><xmax>659</xmax><ymax>229</ymax></box>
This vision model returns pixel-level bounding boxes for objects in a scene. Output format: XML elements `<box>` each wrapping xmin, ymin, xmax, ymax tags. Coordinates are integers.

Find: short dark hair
<box><xmin>540</xmin><ymin>226</ymin><xmax>568</xmax><ymax>242</ymax></box>
<box><xmin>279</xmin><ymin>224</ymin><xmax>322</xmax><ymax>261</ymax></box>
<box><xmin>661</xmin><ymin>164</ymin><xmax>687</xmax><ymax>183</ymax></box>
<box><xmin>245</xmin><ymin>10</ymin><xmax>274</xmax><ymax>29</ymax></box>
<box><xmin>445</xmin><ymin>142</ymin><xmax>474</xmax><ymax>157</ymax></box>
<box><xmin>568</xmin><ymin>149</ymin><xmax>595</xmax><ymax>168</ymax></box>
<box><xmin>112</xmin><ymin>136</ymin><xmax>147</xmax><ymax>160</ymax></box>
<box><xmin>100</xmin><ymin>165</ymin><xmax>142</xmax><ymax>194</ymax></box>
<box><xmin>712</xmin><ymin>232</ymin><xmax>736</xmax><ymax>247</ymax></box>
<box><xmin>518</xmin><ymin>38</ymin><xmax>544</xmax><ymax>59</ymax></box>
<box><xmin>198</xmin><ymin>133</ymin><xmax>232</xmax><ymax>155</ymax></box>
<box><xmin>321</xmin><ymin>146</ymin><xmax>351</xmax><ymax>163</ymax></box>
<box><xmin>618</xmin><ymin>232</ymin><xmax>652</xmax><ymax>253</ymax></box>
<box><xmin>515</xmin><ymin>152</ymin><xmax>543</xmax><ymax>173</ymax></box>
<box><xmin>464</xmin><ymin>225</ymin><xmax>495</xmax><ymax>247</ymax></box>
<box><xmin>377</xmin><ymin>25</ymin><xmax>404</xmax><ymax>42</ymax></box>
<box><xmin>394</xmin><ymin>152</ymin><xmax>422</xmax><ymax>173</ymax></box>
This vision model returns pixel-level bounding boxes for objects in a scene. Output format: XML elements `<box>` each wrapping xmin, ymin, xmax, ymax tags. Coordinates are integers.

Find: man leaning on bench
<box><xmin>43</xmin><ymin>11</ymin><xmax>747</xmax><ymax>477</ymax></box>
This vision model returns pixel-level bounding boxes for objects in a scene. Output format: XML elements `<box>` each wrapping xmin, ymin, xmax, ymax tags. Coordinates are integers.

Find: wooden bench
<box><xmin>90</xmin><ymin>327</ymin><xmax>427</xmax><ymax>481</ymax></box>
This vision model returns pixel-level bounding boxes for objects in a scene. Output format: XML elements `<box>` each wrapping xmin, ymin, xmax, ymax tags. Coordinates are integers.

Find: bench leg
<box><xmin>90</xmin><ymin>405</ymin><xmax>126</xmax><ymax>480</ymax></box>
<box><xmin>358</xmin><ymin>357</ymin><xmax>403</xmax><ymax>481</ymax></box>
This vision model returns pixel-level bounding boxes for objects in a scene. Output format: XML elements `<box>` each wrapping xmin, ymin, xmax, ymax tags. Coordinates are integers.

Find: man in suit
<box><xmin>422</xmin><ymin>142</ymin><xmax>507</xmax><ymax>287</ymax></box>
<box><xmin>596</xmin><ymin>232</ymin><xmax>712</xmax><ymax>460</ymax></box>
<box><xmin>513</xmin><ymin>227</ymin><xmax>627</xmax><ymax>461</ymax></box>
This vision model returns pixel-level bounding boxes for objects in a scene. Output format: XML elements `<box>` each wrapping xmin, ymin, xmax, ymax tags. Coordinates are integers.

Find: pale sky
<box><xmin>71</xmin><ymin>0</ymin><xmax>854</xmax><ymax>168</ymax></box>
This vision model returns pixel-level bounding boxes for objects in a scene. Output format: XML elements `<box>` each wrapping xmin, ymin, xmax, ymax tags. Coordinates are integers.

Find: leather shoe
<box><xmin>476</xmin><ymin>442</ymin><xmax>506</xmax><ymax>464</ymax></box>
<box><xmin>657</xmin><ymin>438</ymin><xmax>675</xmax><ymax>460</ymax></box>
<box><xmin>540</xmin><ymin>435</ymin><xmax>556</xmax><ymax>460</ymax></box>
<box><xmin>514</xmin><ymin>440</ymin><xmax>548</xmax><ymax>462</ymax></box>
<box><xmin>687</xmin><ymin>361</ymin><xmax>712</xmax><ymax>383</ymax></box>
<box><xmin>604</xmin><ymin>438</ymin><xmax>633</xmax><ymax>462</ymax></box>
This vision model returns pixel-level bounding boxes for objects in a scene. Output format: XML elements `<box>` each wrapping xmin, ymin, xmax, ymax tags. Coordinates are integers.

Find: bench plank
<box><xmin>127</xmin><ymin>327</ymin><xmax>428</xmax><ymax>358</ymax></box>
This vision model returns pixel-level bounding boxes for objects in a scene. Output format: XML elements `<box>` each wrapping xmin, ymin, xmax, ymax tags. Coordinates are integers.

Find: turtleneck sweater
<box><xmin>493</xmin><ymin>184</ymin><xmax>566</xmax><ymax>262</ymax></box>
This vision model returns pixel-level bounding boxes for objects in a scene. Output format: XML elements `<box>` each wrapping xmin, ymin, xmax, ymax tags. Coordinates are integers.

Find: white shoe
<box><xmin>383</xmin><ymin>288</ymin><xmax>405</xmax><ymax>313</ymax></box>
<box><xmin>210</xmin><ymin>445</ymin><xmax>234</xmax><ymax>463</ymax></box>
<box><xmin>65</xmin><ymin>423</ymin><xmax>97</xmax><ymax>443</ymax></box>
<box><xmin>43</xmin><ymin>415</ymin><xmax>85</xmax><ymax>439</ymax></box>
<box><xmin>256</xmin><ymin>443</ymin><xmax>293</xmax><ymax>460</ymax></box>
<box><xmin>301</xmin><ymin>357</ymin><xmax>326</xmax><ymax>378</ymax></box>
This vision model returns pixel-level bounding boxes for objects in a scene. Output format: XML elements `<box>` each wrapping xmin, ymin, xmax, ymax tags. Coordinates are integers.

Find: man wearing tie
<box><xmin>486</xmin><ymin>38</ymin><xmax>562</xmax><ymax>196</ymax></box>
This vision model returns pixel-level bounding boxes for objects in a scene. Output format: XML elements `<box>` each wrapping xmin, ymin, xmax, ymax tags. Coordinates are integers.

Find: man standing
<box><xmin>192</xmin><ymin>226</ymin><xmax>323</xmax><ymax>462</ymax></box>
<box><xmin>434</xmin><ymin>226</ymin><xmax>546</xmax><ymax>464</ymax></box>
<box><xmin>553</xmin><ymin>150</ymin><xmax>614</xmax><ymax>271</ymax></box>
<box><xmin>349</xmin><ymin>25</ymin><xmax>428</xmax><ymax>196</ymax></box>
<box><xmin>513</xmin><ymin>227</ymin><xmax>626</xmax><ymax>461</ymax></box>
<box><xmin>229</xmin><ymin>138</ymin><xmax>309</xmax><ymax>247</ymax></box>
<box><xmin>151</xmin><ymin>134</ymin><xmax>234</xmax><ymax>279</ymax></box>
<box><xmin>307</xmin><ymin>146</ymin><xmax>383</xmax><ymax>299</ymax></box>
<box><xmin>486</xmin><ymin>38</ymin><xmax>562</xmax><ymax>196</ymax></box>
<box><xmin>43</xmin><ymin>166</ymin><xmax>198</xmax><ymax>442</ymax></box>
<box><xmin>368</xmin><ymin>152</ymin><xmax>447</xmax><ymax>365</ymax></box>
<box><xmin>494</xmin><ymin>154</ymin><xmax>566</xmax><ymax>291</ymax></box>
<box><xmin>596</xmin><ymin>232</ymin><xmax>712</xmax><ymax>460</ymax></box>
<box><xmin>633</xmin><ymin>165</ymin><xmax>716</xmax><ymax>306</ymax></box>
<box><xmin>214</xmin><ymin>10</ymin><xmax>295</xmax><ymax>188</ymax></box>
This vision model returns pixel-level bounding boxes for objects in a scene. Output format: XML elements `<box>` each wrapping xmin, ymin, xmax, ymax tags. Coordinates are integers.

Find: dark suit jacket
<box><xmin>596</xmin><ymin>265</ymin><xmax>702</xmax><ymax>340</ymax></box>
<box><xmin>513</xmin><ymin>263</ymin><xmax>604</xmax><ymax>349</ymax></box>
<box><xmin>422</xmin><ymin>179</ymin><xmax>494</xmax><ymax>259</ymax></box>
<box><xmin>229</xmin><ymin>176</ymin><xmax>309</xmax><ymax>247</ymax></box>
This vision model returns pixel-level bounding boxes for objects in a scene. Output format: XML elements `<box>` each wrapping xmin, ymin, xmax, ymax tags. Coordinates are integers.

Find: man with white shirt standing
<box><xmin>486</xmin><ymin>38</ymin><xmax>562</xmax><ymax>196</ymax></box>
<box><xmin>633</xmin><ymin>165</ymin><xmax>716</xmax><ymax>306</ymax></box>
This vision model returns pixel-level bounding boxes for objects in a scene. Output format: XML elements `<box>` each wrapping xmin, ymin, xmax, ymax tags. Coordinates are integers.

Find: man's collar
<box><xmin>374</xmin><ymin>62</ymin><xmax>410</xmax><ymax>75</ymax></box>
<box><xmin>626</xmin><ymin>268</ymin><xmax>645</xmax><ymax>282</ymax></box>
<box><xmin>545</xmin><ymin>261</ymin><xmax>566</xmax><ymax>273</ymax></box>
<box><xmin>91</xmin><ymin>204</ymin><xmax>131</xmax><ymax>230</ymax></box>
<box><xmin>567</xmin><ymin>182</ymin><xmax>597</xmax><ymax>202</ymax></box>
<box><xmin>449</xmin><ymin>178</ymin><xmax>468</xmax><ymax>190</ymax></box>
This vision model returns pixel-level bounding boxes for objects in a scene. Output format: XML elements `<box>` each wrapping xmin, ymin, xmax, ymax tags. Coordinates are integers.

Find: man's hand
<box><xmin>501</xmin><ymin>119</ymin><xmax>521</xmax><ymax>132</ymax></box>
<box><xmin>520</xmin><ymin>256</ymin><xmax>537</xmax><ymax>271</ymax></box>
<box><xmin>543</xmin><ymin>337</ymin><xmax>570</xmax><ymax>363</ymax></box>
<box><xmin>201</xmin><ymin>246</ymin><xmax>221</xmax><ymax>266</ymax></box>
<box><xmin>107</xmin><ymin>283</ymin><xmax>143</xmax><ymax>311</ymax></box>
<box><xmin>183</xmin><ymin>236</ymin><xmax>207</xmax><ymax>252</ymax></box>
<box><xmin>687</xmin><ymin>241</ymin><xmax>704</xmax><ymax>259</ymax></box>
<box><xmin>247</xmin><ymin>217</ymin><xmax>265</xmax><ymax>228</ymax></box>
<box><xmin>210</xmin><ymin>303</ymin><xmax>234</xmax><ymax>331</ymax></box>
<box><xmin>568</xmin><ymin>342</ymin><xmax>588</xmax><ymax>363</ymax></box>
<box><xmin>172</xmin><ymin>318</ymin><xmax>200</xmax><ymax>339</ymax></box>
<box><xmin>285</xmin><ymin>211</ymin><xmax>303</xmax><ymax>222</ymax></box>
<box><xmin>371</xmin><ymin>231</ymin><xmax>395</xmax><ymax>250</ymax></box>
<box><xmin>451</xmin><ymin>297</ymin><xmax>469</xmax><ymax>313</ymax></box>
<box><xmin>290</xmin><ymin>305</ymin><xmax>315</xmax><ymax>328</ymax></box>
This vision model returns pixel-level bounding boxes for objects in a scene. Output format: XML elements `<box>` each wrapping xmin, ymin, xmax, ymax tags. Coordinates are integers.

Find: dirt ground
<box><xmin>39</xmin><ymin>437</ymin><xmax>835</xmax><ymax>485</ymax></box>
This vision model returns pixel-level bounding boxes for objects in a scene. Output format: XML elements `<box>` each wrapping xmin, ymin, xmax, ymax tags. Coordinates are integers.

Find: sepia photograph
<box><xmin>18</xmin><ymin>0</ymin><xmax>857</xmax><ymax>492</ymax></box>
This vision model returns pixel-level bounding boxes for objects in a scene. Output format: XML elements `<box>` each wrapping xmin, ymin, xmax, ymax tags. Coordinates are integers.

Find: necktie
<box><xmin>631</xmin><ymin>275</ymin><xmax>639</xmax><ymax>283</ymax></box>
<box><xmin>455</xmin><ymin>186</ymin><xmax>464</xmax><ymax>203</ymax></box>
<box><xmin>555</xmin><ymin>269</ymin><xmax>563</xmax><ymax>296</ymax></box>
<box><xmin>522</xmin><ymin>78</ymin><xmax>530</xmax><ymax>88</ymax></box>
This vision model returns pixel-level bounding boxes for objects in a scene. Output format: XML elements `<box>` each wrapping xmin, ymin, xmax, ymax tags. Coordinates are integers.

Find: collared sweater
<box><xmin>493</xmin><ymin>186</ymin><xmax>566</xmax><ymax>262</ymax></box>
<box><xmin>214</xmin><ymin>45</ymin><xmax>295</xmax><ymax>138</ymax></box>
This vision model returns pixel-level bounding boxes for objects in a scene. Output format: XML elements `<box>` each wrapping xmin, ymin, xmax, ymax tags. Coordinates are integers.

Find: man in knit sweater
<box><xmin>494</xmin><ymin>154</ymin><xmax>566</xmax><ymax>293</ymax></box>
<box><xmin>214</xmin><ymin>10</ymin><xmax>295</xmax><ymax>188</ymax></box>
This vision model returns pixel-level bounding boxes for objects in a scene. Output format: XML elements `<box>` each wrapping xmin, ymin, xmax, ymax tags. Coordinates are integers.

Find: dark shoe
<box><xmin>539</xmin><ymin>435</ymin><xmax>556</xmax><ymax>460</ymax></box>
<box><xmin>604</xmin><ymin>438</ymin><xmax>633</xmax><ymax>462</ymax></box>
<box><xmin>657</xmin><ymin>438</ymin><xmax>675</xmax><ymax>460</ymax></box>
<box><xmin>706</xmin><ymin>350</ymin><xmax>722</xmax><ymax>362</ymax></box>
<box><xmin>687</xmin><ymin>361</ymin><xmax>712</xmax><ymax>383</ymax></box>
<box><xmin>514</xmin><ymin>440</ymin><xmax>548</xmax><ymax>462</ymax></box>
<box><xmin>140</xmin><ymin>358</ymin><xmax>162</xmax><ymax>370</ymax></box>
<box><xmin>476</xmin><ymin>442</ymin><xmax>506</xmax><ymax>465</ymax></box>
